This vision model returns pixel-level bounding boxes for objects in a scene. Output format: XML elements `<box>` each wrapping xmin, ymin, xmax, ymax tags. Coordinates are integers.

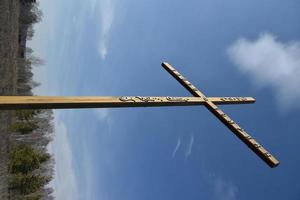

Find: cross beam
<box><xmin>0</xmin><ymin>62</ymin><xmax>279</xmax><ymax>168</ymax></box>
<box><xmin>162</xmin><ymin>62</ymin><xmax>279</xmax><ymax>168</ymax></box>
<box><xmin>0</xmin><ymin>96</ymin><xmax>255</xmax><ymax>110</ymax></box>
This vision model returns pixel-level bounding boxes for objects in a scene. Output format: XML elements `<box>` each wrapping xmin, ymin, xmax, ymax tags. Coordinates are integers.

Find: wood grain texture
<box><xmin>0</xmin><ymin>96</ymin><xmax>255</xmax><ymax>109</ymax></box>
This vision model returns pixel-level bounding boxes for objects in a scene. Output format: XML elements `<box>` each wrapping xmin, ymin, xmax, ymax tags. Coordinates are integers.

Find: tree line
<box><xmin>7</xmin><ymin>1</ymin><xmax>55</xmax><ymax>199</ymax></box>
<box><xmin>9</xmin><ymin>110</ymin><xmax>54</xmax><ymax>200</ymax></box>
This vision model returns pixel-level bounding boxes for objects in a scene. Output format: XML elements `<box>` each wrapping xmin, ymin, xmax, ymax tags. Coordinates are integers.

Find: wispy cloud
<box><xmin>94</xmin><ymin>108</ymin><xmax>113</xmax><ymax>134</ymax></box>
<box><xmin>81</xmin><ymin>144</ymin><xmax>95</xmax><ymax>200</ymax></box>
<box><xmin>208</xmin><ymin>173</ymin><xmax>238</xmax><ymax>200</ymax></box>
<box><xmin>89</xmin><ymin>0</ymin><xmax>98</xmax><ymax>16</ymax></box>
<box><xmin>185</xmin><ymin>134</ymin><xmax>194</xmax><ymax>158</ymax></box>
<box><xmin>213</xmin><ymin>177</ymin><xmax>238</xmax><ymax>200</ymax></box>
<box><xmin>90</xmin><ymin>0</ymin><xmax>115</xmax><ymax>60</ymax></box>
<box><xmin>228</xmin><ymin>33</ymin><xmax>300</xmax><ymax>109</ymax></box>
<box><xmin>99</xmin><ymin>0</ymin><xmax>115</xmax><ymax>59</ymax></box>
<box><xmin>172</xmin><ymin>137</ymin><xmax>181</xmax><ymax>158</ymax></box>
<box><xmin>94</xmin><ymin>108</ymin><xmax>110</xmax><ymax>121</ymax></box>
<box><xmin>48</xmin><ymin>114</ymin><xmax>79</xmax><ymax>200</ymax></box>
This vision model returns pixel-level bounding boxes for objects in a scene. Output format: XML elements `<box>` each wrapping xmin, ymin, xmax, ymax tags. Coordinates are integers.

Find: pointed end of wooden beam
<box><xmin>271</xmin><ymin>161</ymin><xmax>280</xmax><ymax>168</ymax></box>
<box><xmin>268</xmin><ymin>157</ymin><xmax>280</xmax><ymax>168</ymax></box>
<box><xmin>161</xmin><ymin>62</ymin><xmax>174</xmax><ymax>72</ymax></box>
<box><xmin>242</xmin><ymin>97</ymin><xmax>255</xmax><ymax>103</ymax></box>
<box><xmin>161</xmin><ymin>62</ymin><xmax>170</xmax><ymax>67</ymax></box>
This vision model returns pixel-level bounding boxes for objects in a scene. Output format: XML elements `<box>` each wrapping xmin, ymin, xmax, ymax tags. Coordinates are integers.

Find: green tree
<box><xmin>16</xmin><ymin>109</ymin><xmax>39</xmax><ymax>120</ymax></box>
<box><xmin>10</xmin><ymin>121</ymin><xmax>38</xmax><ymax>134</ymax></box>
<box><xmin>24</xmin><ymin>192</ymin><xmax>43</xmax><ymax>200</ymax></box>
<box><xmin>9</xmin><ymin>174</ymin><xmax>51</xmax><ymax>195</ymax></box>
<box><xmin>9</xmin><ymin>145</ymin><xmax>50</xmax><ymax>174</ymax></box>
<box><xmin>38</xmin><ymin>153</ymin><xmax>50</xmax><ymax>163</ymax></box>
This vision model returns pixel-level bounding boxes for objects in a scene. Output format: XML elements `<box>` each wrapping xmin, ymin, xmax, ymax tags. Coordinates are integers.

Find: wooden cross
<box><xmin>0</xmin><ymin>62</ymin><xmax>279</xmax><ymax>168</ymax></box>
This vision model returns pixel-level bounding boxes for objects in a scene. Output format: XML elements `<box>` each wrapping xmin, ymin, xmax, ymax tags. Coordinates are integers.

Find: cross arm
<box><xmin>162</xmin><ymin>62</ymin><xmax>206</xmax><ymax>97</ymax></box>
<box><xmin>162</xmin><ymin>62</ymin><xmax>279</xmax><ymax>168</ymax></box>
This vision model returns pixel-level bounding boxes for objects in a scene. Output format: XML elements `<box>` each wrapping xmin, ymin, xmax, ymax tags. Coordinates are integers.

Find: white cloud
<box><xmin>90</xmin><ymin>0</ymin><xmax>115</xmax><ymax>59</ymax></box>
<box><xmin>89</xmin><ymin>0</ymin><xmax>98</xmax><ymax>16</ymax></box>
<box><xmin>172</xmin><ymin>135</ymin><xmax>194</xmax><ymax>159</ymax></box>
<box><xmin>207</xmin><ymin>173</ymin><xmax>238</xmax><ymax>200</ymax></box>
<box><xmin>94</xmin><ymin>108</ymin><xmax>113</xmax><ymax>134</ymax></box>
<box><xmin>94</xmin><ymin>108</ymin><xmax>110</xmax><ymax>121</ymax></box>
<box><xmin>81</xmin><ymin>145</ymin><xmax>95</xmax><ymax>200</ymax></box>
<box><xmin>212</xmin><ymin>176</ymin><xmax>238</xmax><ymax>200</ymax></box>
<box><xmin>48</xmin><ymin>114</ymin><xmax>79</xmax><ymax>200</ymax></box>
<box><xmin>228</xmin><ymin>33</ymin><xmax>300</xmax><ymax>109</ymax></box>
<box><xmin>172</xmin><ymin>137</ymin><xmax>181</xmax><ymax>158</ymax></box>
<box><xmin>99</xmin><ymin>0</ymin><xmax>115</xmax><ymax>60</ymax></box>
<box><xmin>100</xmin><ymin>44</ymin><xmax>108</xmax><ymax>59</ymax></box>
<box><xmin>28</xmin><ymin>1</ymin><xmax>58</xmax><ymax>58</ymax></box>
<box><xmin>185</xmin><ymin>134</ymin><xmax>194</xmax><ymax>158</ymax></box>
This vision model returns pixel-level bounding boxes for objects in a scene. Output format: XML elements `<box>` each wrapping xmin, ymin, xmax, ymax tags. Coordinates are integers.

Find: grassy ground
<box><xmin>0</xmin><ymin>0</ymin><xmax>20</xmax><ymax>199</ymax></box>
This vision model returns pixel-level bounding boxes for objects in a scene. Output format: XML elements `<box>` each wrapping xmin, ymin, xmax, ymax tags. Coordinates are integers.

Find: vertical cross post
<box><xmin>162</xmin><ymin>62</ymin><xmax>279</xmax><ymax>168</ymax></box>
<box><xmin>0</xmin><ymin>96</ymin><xmax>255</xmax><ymax>110</ymax></box>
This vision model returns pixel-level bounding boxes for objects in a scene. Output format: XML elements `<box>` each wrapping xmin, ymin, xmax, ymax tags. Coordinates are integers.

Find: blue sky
<box><xmin>29</xmin><ymin>0</ymin><xmax>300</xmax><ymax>199</ymax></box>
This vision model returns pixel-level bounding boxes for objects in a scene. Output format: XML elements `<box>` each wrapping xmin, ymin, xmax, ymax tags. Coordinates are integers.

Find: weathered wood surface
<box><xmin>0</xmin><ymin>96</ymin><xmax>255</xmax><ymax>109</ymax></box>
<box><xmin>162</xmin><ymin>62</ymin><xmax>279</xmax><ymax>168</ymax></box>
